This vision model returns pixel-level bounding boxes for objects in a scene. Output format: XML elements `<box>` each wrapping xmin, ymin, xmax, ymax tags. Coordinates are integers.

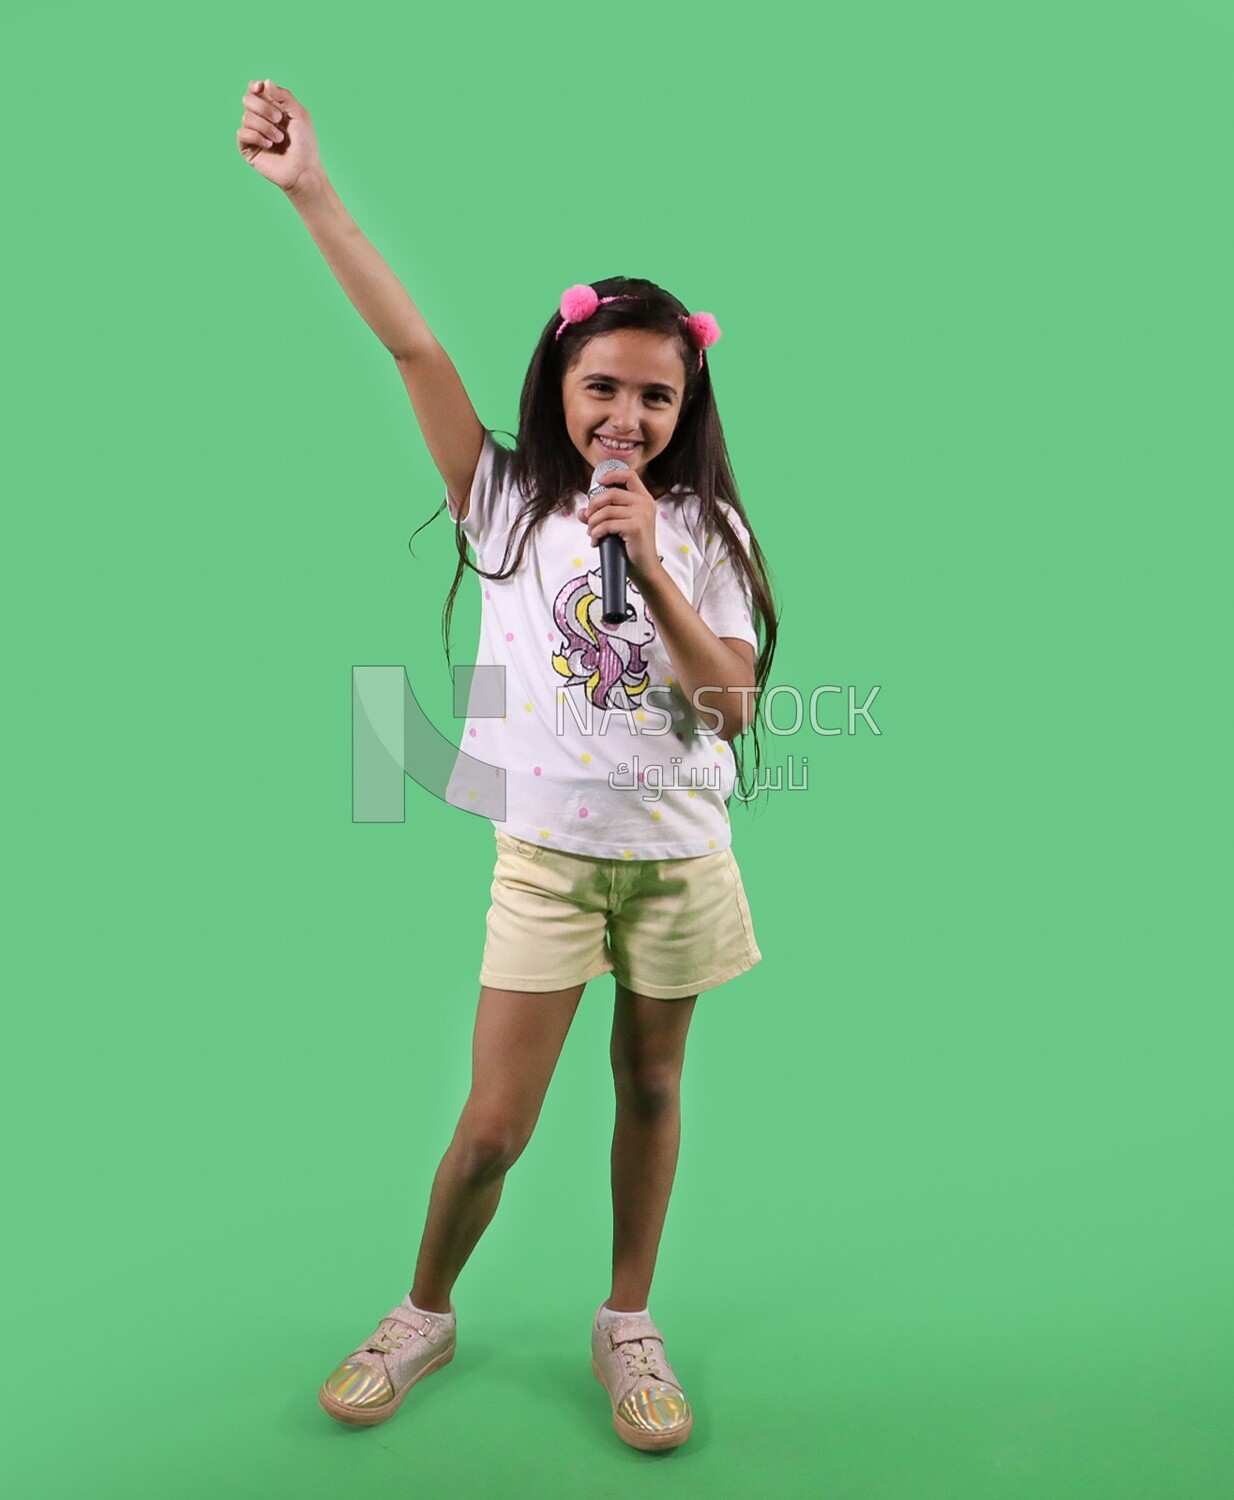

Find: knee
<box><xmin>612</xmin><ymin>1066</ymin><xmax>681</xmax><ymax>1117</ymax></box>
<box><xmin>452</xmin><ymin>1113</ymin><xmax>530</xmax><ymax>1180</ymax></box>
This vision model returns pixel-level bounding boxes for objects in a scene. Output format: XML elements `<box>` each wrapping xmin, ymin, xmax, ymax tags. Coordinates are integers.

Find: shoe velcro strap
<box><xmin>605</xmin><ymin>1316</ymin><xmax>662</xmax><ymax>1347</ymax></box>
<box><xmin>402</xmin><ymin>1313</ymin><xmax>446</xmax><ymax>1343</ymax></box>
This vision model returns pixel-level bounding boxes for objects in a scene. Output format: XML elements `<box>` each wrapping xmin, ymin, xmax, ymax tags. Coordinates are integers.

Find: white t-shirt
<box><xmin>443</xmin><ymin>430</ymin><xmax>758</xmax><ymax>859</ymax></box>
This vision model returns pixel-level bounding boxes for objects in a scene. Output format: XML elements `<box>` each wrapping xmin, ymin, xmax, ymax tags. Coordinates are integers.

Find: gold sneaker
<box><xmin>590</xmin><ymin>1303</ymin><xmax>694</xmax><ymax>1451</ymax></box>
<box><xmin>319</xmin><ymin>1298</ymin><xmax>456</xmax><ymax>1426</ymax></box>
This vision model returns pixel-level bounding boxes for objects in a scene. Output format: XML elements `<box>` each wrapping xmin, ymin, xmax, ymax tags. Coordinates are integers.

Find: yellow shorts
<box><xmin>478</xmin><ymin>828</ymin><xmax>763</xmax><ymax>1000</ymax></box>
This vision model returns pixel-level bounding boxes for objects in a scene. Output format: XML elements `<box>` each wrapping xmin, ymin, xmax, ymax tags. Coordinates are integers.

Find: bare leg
<box><xmin>606</xmin><ymin>982</ymin><xmax>699</xmax><ymax>1313</ymax></box>
<box><xmin>409</xmin><ymin>981</ymin><xmax>586</xmax><ymax>1311</ymax></box>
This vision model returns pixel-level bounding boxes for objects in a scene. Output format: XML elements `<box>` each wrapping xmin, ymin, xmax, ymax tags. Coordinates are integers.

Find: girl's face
<box><xmin>561</xmin><ymin>329</ymin><xmax>687</xmax><ymax>487</ymax></box>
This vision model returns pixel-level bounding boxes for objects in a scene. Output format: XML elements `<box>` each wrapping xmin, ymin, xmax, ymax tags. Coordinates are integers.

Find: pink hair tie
<box><xmin>558</xmin><ymin>284</ymin><xmax>603</xmax><ymax>324</ymax></box>
<box><xmin>681</xmin><ymin>311</ymin><xmax>721</xmax><ymax>373</ymax></box>
<box><xmin>555</xmin><ymin>285</ymin><xmax>634</xmax><ymax>337</ymax></box>
<box><xmin>554</xmin><ymin>284</ymin><xmax>722</xmax><ymax>373</ymax></box>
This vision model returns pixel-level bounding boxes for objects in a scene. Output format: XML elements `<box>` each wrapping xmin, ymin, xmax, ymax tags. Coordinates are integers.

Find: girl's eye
<box><xmin>588</xmin><ymin>383</ymin><xmax>670</xmax><ymax>404</ymax></box>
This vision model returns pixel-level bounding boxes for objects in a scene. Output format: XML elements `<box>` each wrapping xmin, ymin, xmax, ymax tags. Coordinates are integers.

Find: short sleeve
<box><xmin>696</xmin><ymin>501</ymin><xmax>758</xmax><ymax>649</ymax></box>
<box><xmin>444</xmin><ymin>429</ymin><xmax>514</xmax><ymax>548</ymax></box>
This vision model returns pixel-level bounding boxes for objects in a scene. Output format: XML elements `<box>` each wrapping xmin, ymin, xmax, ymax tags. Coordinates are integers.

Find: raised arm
<box><xmin>237</xmin><ymin>79</ymin><xmax>484</xmax><ymax>516</ymax></box>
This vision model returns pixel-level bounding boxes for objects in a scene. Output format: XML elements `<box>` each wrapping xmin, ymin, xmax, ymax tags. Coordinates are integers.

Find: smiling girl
<box><xmin>238</xmin><ymin>75</ymin><xmax>780</xmax><ymax>1454</ymax></box>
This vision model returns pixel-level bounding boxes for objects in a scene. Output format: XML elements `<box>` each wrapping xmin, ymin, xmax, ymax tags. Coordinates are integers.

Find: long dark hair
<box><xmin>407</xmin><ymin>274</ymin><xmax>781</xmax><ymax>803</ymax></box>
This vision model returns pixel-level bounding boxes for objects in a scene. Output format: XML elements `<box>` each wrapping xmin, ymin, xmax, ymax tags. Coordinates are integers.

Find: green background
<box><xmin>4</xmin><ymin>2</ymin><xmax>1230</xmax><ymax>1496</ymax></box>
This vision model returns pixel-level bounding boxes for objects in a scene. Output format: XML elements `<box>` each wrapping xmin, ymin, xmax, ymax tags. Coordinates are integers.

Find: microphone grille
<box><xmin>589</xmin><ymin>458</ymin><xmax>626</xmax><ymax>496</ymax></box>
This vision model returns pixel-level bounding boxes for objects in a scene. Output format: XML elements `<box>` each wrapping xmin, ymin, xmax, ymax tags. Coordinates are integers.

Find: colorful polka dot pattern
<box><xmin>457</xmin><ymin>479</ymin><xmax>750</xmax><ymax>857</ymax></box>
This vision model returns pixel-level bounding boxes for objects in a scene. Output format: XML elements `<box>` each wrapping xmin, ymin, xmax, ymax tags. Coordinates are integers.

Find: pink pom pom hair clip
<box><xmin>554</xmin><ymin>284</ymin><xmax>721</xmax><ymax>372</ymax></box>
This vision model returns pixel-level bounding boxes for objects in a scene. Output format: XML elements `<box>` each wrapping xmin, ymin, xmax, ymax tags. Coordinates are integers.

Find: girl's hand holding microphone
<box><xmin>236</xmin><ymin>78</ymin><xmax>320</xmax><ymax>196</ymax></box>
<box><xmin>582</xmin><ymin>465</ymin><xmax>665</xmax><ymax>589</ymax></box>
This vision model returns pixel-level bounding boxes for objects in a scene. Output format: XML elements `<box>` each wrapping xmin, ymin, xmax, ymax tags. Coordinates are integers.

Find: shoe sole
<box><xmin>590</xmin><ymin>1353</ymin><xmax>694</xmax><ymax>1452</ymax></box>
<box><xmin>318</xmin><ymin>1340</ymin><xmax>456</xmax><ymax>1427</ymax></box>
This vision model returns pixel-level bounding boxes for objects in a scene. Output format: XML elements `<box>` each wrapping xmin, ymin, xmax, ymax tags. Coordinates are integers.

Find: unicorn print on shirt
<box><xmin>550</xmin><ymin>565</ymin><xmax>656</xmax><ymax>713</ymax></box>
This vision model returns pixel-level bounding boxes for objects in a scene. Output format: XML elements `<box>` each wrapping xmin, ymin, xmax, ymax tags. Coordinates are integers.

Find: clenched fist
<box><xmin>236</xmin><ymin>78</ymin><xmax>321</xmax><ymax>195</ymax></box>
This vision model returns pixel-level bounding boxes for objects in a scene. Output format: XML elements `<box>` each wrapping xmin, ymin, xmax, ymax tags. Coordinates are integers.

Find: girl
<box><xmin>238</xmin><ymin>77</ymin><xmax>779</xmax><ymax>1454</ymax></box>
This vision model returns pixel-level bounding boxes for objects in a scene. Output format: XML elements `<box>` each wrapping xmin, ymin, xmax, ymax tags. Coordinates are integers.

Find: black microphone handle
<box><xmin>599</xmin><ymin>533</ymin><xmax>634</xmax><ymax>623</ymax></box>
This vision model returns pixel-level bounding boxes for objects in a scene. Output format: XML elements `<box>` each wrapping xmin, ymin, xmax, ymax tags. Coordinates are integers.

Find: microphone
<box><xmin>589</xmin><ymin>458</ymin><xmax>636</xmax><ymax>624</ymax></box>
